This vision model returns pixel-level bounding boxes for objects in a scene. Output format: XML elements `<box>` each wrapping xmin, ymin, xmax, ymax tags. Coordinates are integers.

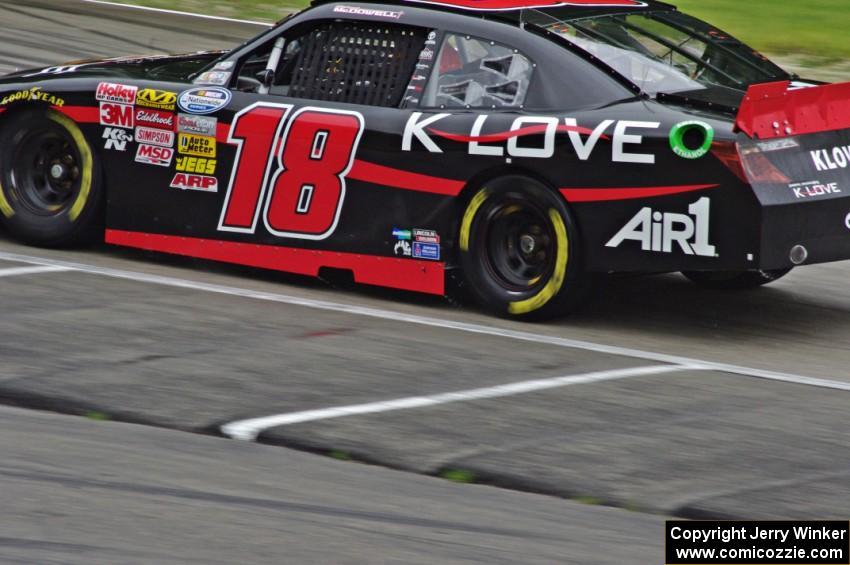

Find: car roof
<box><xmin>310</xmin><ymin>0</ymin><xmax>676</xmax><ymax>21</ymax></box>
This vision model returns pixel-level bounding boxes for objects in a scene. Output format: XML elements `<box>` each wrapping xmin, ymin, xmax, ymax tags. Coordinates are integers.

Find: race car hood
<box><xmin>0</xmin><ymin>51</ymin><xmax>225</xmax><ymax>84</ymax></box>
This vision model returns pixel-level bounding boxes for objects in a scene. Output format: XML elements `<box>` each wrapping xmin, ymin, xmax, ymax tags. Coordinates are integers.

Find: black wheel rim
<box><xmin>9</xmin><ymin>124</ymin><xmax>82</xmax><ymax>216</ymax></box>
<box><xmin>479</xmin><ymin>196</ymin><xmax>557</xmax><ymax>293</ymax></box>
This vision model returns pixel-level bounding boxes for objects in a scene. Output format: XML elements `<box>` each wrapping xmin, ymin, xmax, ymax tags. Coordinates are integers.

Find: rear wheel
<box><xmin>458</xmin><ymin>176</ymin><xmax>590</xmax><ymax>320</ymax></box>
<box><xmin>681</xmin><ymin>268</ymin><xmax>792</xmax><ymax>289</ymax></box>
<box><xmin>0</xmin><ymin>108</ymin><xmax>103</xmax><ymax>246</ymax></box>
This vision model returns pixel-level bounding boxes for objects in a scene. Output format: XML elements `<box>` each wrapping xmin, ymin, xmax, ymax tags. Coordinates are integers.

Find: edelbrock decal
<box><xmin>178</xmin><ymin>87</ymin><xmax>231</xmax><ymax>115</ymax></box>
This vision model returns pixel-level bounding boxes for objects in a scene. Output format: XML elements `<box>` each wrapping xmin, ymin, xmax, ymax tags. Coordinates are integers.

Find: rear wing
<box><xmin>735</xmin><ymin>80</ymin><xmax>850</xmax><ymax>140</ymax></box>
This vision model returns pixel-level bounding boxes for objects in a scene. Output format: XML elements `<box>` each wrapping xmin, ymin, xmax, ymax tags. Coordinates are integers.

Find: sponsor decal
<box><xmin>413</xmin><ymin>228</ymin><xmax>440</xmax><ymax>244</ymax></box>
<box><xmin>756</xmin><ymin>138</ymin><xmax>799</xmax><ymax>152</ymax></box>
<box><xmin>403</xmin><ymin>0</ymin><xmax>646</xmax><ymax>11</ymax></box>
<box><xmin>0</xmin><ymin>86</ymin><xmax>64</xmax><ymax>107</ymax></box>
<box><xmin>135</xmin><ymin>126</ymin><xmax>175</xmax><ymax>148</ymax></box>
<box><xmin>811</xmin><ymin>145</ymin><xmax>850</xmax><ymax>172</ymax></box>
<box><xmin>392</xmin><ymin>228</ymin><xmax>412</xmax><ymax>240</ymax></box>
<box><xmin>403</xmin><ymin>113</ymin><xmax>659</xmax><ymax>163</ymax></box>
<box><xmin>195</xmin><ymin>71</ymin><xmax>231</xmax><ymax>86</ymax></box>
<box><xmin>103</xmin><ymin>127</ymin><xmax>132</xmax><ymax>151</ymax></box>
<box><xmin>136</xmin><ymin>88</ymin><xmax>177</xmax><ymax>110</ymax></box>
<box><xmin>419</xmin><ymin>48</ymin><xmax>434</xmax><ymax>61</ymax></box>
<box><xmin>177</xmin><ymin>114</ymin><xmax>217</xmax><ymax>137</ymax></box>
<box><xmin>213</xmin><ymin>61</ymin><xmax>235</xmax><ymax>70</ymax></box>
<box><xmin>177</xmin><ymin>87</ymin><xmax>231</xmax><ymax>115</ymax></box>
<box><xmin>135</xmin><ymin>144</ymin><xmax>174</xmax><ymax>167</ymax></box>
<box><xmin>425</xmin><ymin>31</ymin><xmax>437</xmax><ymax>45</ymax></box>
<box><xmin>96</xmin><ymin>82</ymin><xmax>137</xmax><ymax>104</ymax></box>
<box><xmin>135</xmin><ymin>108</ymin><xmax>175</xmax><ymax>130</ymax></box>
<box><xmin>99</xmin><ymin>102</ymin><xmax>134</xmax><ymax>129</ymax></box>
<box><xmin>176</xmin><ymin>156</ymin><xmax>216</xmax><ymax>175</ymax></box>
<box><xmin>170</xmin><ymin>173</ymin><xmax>218</xmax><ymax>192</ymax></box>
<box><xmin>788</xmin><ymin>180</ymin><xmax>841</xmax><ymax>199</ymax></box>
<box><xmin>394</xmin><ymin>239</ymin><xmax>412</xmax><ymax>257</ymax></box>
<box><xmin>606</xmin><ymin>197</ymin><xmax>716</xmax><ymax>257</ymax></box>
<box><xmin>178</xmin><ymin>133</ymin><xmax>216</xmax><ymax>157</ymax></box>
<box><xmin>333</xmin><ymin>5</ymin><xmax>403</xmax><ymax>18</ymax></box>
<box><xmin>413</xmin><ymin>241</ymin><xmax>440</xmax><ymax>260</ymax></box>
<box><xmin>23</xmin><ymin>64</ymin><xmax>85</xmax><ymax>77</ymax></box>
<box><xmin>669</xmin><ymin>120</ymin><xmax>713</xmax><ymax>159</ymax></box>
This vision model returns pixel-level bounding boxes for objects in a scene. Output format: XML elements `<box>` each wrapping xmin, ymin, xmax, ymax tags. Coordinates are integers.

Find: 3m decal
<box><xmin>177</xmin><ymin>114</ymin><xmax>217</xmax><ymax>136</ymax></box>
<box><xmin>136</xmin><ymin>89</ymin><xmax>177</xmax><ymax>110</ymax></box>
<box><xmin>177</xmin><ymin>87</ymin><xmax>231</xmax><ymax>115</ymax></box>
<box><xmin>103</xmin><ymin>127</ymin><xmax>132</xmax><ymax>151</ymax></box>
<box><xmin>404</xmin><ymin>113</ymin><xmax>658</xmax><ymax>163</ymax></box>
<box><xmin>135</xmin><ymin>144</ymin><xmax>174</xmax><ymax>167</ymax></box>
<box><xmin>135</xmin><ymin>108</ymin><xmax>175</xmax><ymax>130</ymax></box>
<box><xmin>219</xmin><ymin>103</ymin><xmax>364</xmax><ymax>240</ymax></box>
<box><xmin>178</xmin><ymin>133</ymin><xmax>216</xmax><ymax>157</ymax></box>
<box><xmin>96</xmin><ymin>82</ymin><xmax>137</xmax><ymax>104</ymax></box>
<box><xmin>136</xmin><ymin>126</ymin><xmax>175</xmax><ymax>148</ymax></box>
<box><xmin>606</xmin><ymin>197</ymin><xmax>716</xmax><ymax>257</ymax></box>
<box><xmin>176</xmin><ymin>156</ymin><xmax>216</xmax><ymax>175</ymax></box>
<box><xmin>171</xmin><ymin>173</ymin><xmax>218</xmax><ymax>192</ymax></box>
<box><xmin>0</xmin><ymin>87</ymin><xmax>64</xmax><ymax>107</ymax></box>
<box><xmin>403</xmin><ymin>0</ymin><xmax>645</xmax><ymax>11</ymax></box>
<box><xmin>99</xmin><ymin>102</ymin><xmax>134</xmax><ymax>129</ymax></box>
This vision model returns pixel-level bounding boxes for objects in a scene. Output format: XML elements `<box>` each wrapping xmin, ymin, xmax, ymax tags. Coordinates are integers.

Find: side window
<box><xmin>421</xmin><ymin>34</ymin><xmax>534</xmax><ymax>109</ymax></box>
<box><xmin>264</xmin><ymin>21</ymin><xmax>426</xmax><ymax>106</ymax></box>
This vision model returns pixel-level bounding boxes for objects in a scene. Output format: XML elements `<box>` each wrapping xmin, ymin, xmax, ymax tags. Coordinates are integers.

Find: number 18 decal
<box><xmin>218</xmin><ymin>102</ymin><xmax>365</xmax><ymax>239</ymax></box>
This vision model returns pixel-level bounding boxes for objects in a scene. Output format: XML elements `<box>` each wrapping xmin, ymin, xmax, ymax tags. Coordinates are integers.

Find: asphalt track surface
<box><xmin>2</xmin><ymin>1</ymin><xmax>850</xmax><ymax>562</ymax></box>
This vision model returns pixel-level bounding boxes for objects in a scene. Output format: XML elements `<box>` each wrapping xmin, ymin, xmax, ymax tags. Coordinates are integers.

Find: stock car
<box><xmin>1</xmin><ymin>0</ymin><xmax>850</xmax><ymax>319</ymax></box>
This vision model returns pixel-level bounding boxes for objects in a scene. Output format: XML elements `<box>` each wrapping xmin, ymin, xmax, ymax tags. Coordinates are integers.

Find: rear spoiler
<box><xmin>735</xmin><ymin>80</ymin><xmax>850</xmax><ymax>140</ymax></box>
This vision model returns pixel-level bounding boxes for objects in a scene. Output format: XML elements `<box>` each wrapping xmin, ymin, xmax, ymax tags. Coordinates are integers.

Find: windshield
<box><xmin>530</xmin><ymin>10</ymin><xmax>791</xmax><ymax>95</ymax></box>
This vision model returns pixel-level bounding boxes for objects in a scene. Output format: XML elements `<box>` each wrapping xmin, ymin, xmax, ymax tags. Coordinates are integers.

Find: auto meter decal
<box><xmin>178</xmin><ymin>87</ymin><xmax>231</xmax><ymax>115</ymax></box>
<box><xmin>402</xmin><ymin>0</ymin><xmax>646</xmax><ymax>11</ymax></box>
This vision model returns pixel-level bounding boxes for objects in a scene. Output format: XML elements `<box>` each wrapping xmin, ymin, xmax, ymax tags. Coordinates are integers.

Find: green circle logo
<box><xmin>669</xmin><ymin>121</ymin><xmax>714</xmax><ymax>159</ymax></box>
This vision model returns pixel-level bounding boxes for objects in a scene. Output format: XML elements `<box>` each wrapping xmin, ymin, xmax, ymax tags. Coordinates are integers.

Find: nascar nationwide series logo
<box><xmin>177</xmin><ymin>87</ymin><xmax>231</xmax><ymax>115</ymax></box>
<box><xmin>96</xmin><ymin>82</ymin><xmax>137</xmax><ymax>105</ymax></box>
<box><xmin>136</xmin><ymin>89</ymin><xmax>177</xmax><ymax>110</ymax></box>
<box><xmin>606</xmin><ymin>197</ymin><xmax>716</xmax><ymax>257</ymax></box>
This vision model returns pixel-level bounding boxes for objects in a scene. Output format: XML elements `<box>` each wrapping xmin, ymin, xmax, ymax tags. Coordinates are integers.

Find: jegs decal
<box><xmin>218</xmin><ymin>103</ymin><xmax>365</xmax><ymax>240</ymax></box>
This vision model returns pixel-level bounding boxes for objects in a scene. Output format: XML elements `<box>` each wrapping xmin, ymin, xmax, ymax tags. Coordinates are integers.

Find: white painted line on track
<box><xmin>221</xmin><ymin>365</ymin><xmax>691</xmax><ymax>441</ymax></box>
<box><xmin>80</xmin><ymin>0</ymin><xmax>274</xmax><ymax>26</ymax></box>
<box><xmin>0</xmin><ymin>265</ymin><xmax>72</xmax><ymax>278</ymax></box>
<box><xmin>1</xmin><ymin>250</ymin><xmax>849</xmax><ymax>393</ymax></box>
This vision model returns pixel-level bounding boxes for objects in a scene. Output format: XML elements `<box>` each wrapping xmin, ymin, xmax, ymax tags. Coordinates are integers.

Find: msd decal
<box><xmin>135</xmin><ymin>144</ymin><xmax>174</xmax><ymax>167</ymax></box>
<box><xmin>96</xmin><ymin>82</ymin><xmax>137</xmax><ymax>105</ymax></box>
<box><xmin>99</xmin><ymin>102</ymin><xmax>134</xmax><ymax>129</ymax></box>
<box><xmin>606</xmin><ymin>197</ymin><xmax>716</xmax><ymax>257</ymax></box>
<box><xmin>403</xmin><ymin>113</ymin><xmax>659</xmax><ymax>164</ymax></box>
<box><xmin>170</xmin><ymin>173</ymin><xmax>218</xmax><ymax>192</ymax></box>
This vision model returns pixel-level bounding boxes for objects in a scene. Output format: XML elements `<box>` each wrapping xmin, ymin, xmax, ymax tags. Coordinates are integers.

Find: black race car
<box><xmin>1</xmin><ymin>0</ymin><xmax>849</xmax><ymax>319</ymax></box>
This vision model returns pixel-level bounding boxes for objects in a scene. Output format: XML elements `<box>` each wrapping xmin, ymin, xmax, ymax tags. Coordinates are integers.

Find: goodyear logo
<box><xmin>178</xmin><ymin>133</ymin><xmax>216</xmax><ymax>158</ymax></box>
<box><xmin>136</xmin><ymin>89</ymin><xmax>177</xmax><ymax>110</ymax></box>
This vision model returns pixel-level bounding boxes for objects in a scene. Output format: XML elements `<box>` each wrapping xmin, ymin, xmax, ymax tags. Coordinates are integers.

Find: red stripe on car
<box><xmin>105</xmin><ymin>229</ymin><xmax>445</xmax><ymax>295</ymax></box>
<box><xmin>560</xmin><ymin>184</ymin><xmax>718</xmax><ymax>202</ymax></box>
<box><xmin>349</xmin><ymin>160</ymin><xmax>466</xmax><ymax>196</ymax></box>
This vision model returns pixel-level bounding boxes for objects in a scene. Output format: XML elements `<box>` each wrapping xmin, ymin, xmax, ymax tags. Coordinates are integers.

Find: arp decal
<box><xmin>170</xmin><ymin>173</ymin><xmax>218</xmax><ymax>192</ymax></box>
<box><xmin>218</xmin><ymin>103</ymin><xmax>364</xmax><ymax>240</ymax></box>
<box><xmin>177</xmin><ymin>87</ymin><xmax>231</xmax><ymax>115</ymax></box>
<box><xmin>404</xmin><ymin>113</ymin><xmax>659</xmax><ymax>163</ymax></box>
<box><xmin>606</xmin><ymin>197</ymin><xmax>717</xmax><ymax>257</ymax></box>
<box><xmin>402</xmin><ymin>0</ymin><xmax>646</xmax><ymax>11</ymax></box>
<box><xmin>99</xmin><ymin>102</ymin><xmax>134</xmax><ymax>129</ymax></box>
<box><xmin>136</xmin><ymin>89</ymin><xmax>177</xmax><ymax>111</ymax></box>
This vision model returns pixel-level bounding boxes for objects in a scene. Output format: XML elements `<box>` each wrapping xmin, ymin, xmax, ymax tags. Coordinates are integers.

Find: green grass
<box><xmin>107</xmin><ymin>0</ymin><xmax>850</xmax><ymax>60</ymax></box>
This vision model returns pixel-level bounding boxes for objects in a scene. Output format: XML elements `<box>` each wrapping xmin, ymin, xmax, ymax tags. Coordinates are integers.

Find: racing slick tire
<box><xmin>459</xmin><ymin>176</ymin><xmax>590</xmax><ymax>320</ymax></box>
<box><xmin>0</xmin><ymin>108</ymin><xmax>103</xmax><ymax>247</ymax></box>
<box><xmin>681</xmin><ymin>268</ymin><xmax>792</xmax><ymax>290</ymax></box>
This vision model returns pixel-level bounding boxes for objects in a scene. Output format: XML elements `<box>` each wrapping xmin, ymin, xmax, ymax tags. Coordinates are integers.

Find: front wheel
<box><xmin>458</xmin><ymin>176</ymin><xmax>591</xmax><ymax>321</ymax></box>
<box><xmin>0</xmin><ymin>108</ymin><xmax>103</xmax><ymax>247</ymax></box>
<box><xmin>681</xmin><ymin>268</ymin><xmax>792</xmax><ymax>290</ymax></box>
